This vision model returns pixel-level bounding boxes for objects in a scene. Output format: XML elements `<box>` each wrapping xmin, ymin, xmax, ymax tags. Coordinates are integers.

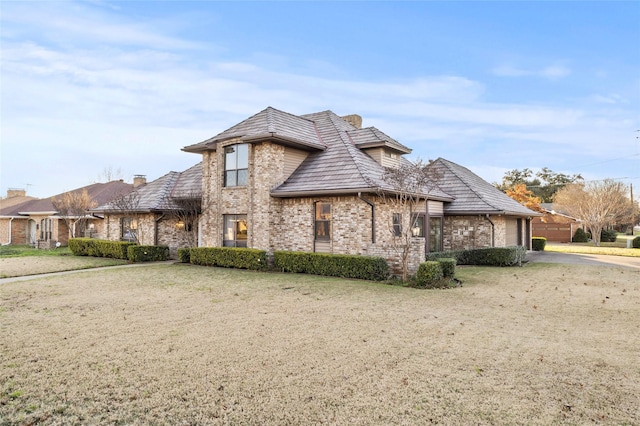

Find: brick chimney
<box><xmin>341</xmin><ymin>114</ymin><xmax>362</xmax><ymax>129</ymax></box>
<box><xmin>133</xmin><ymin>175</ymin><xmax>147</xmax><ymax>187</ymax></box>
<box><xmin>6</xmin><ymin>188</ymin><xmax>26</xmax><ymax>198</ymax></box>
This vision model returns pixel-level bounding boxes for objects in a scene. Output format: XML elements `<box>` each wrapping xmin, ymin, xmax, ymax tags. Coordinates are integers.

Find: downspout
<box><xmin>154</xmin><ymin>213</ymin><xmax>165</xmax><ymax>246</ymax></box>
<box><xmin>485</xmin><ymin>214</ymin><xmax>495</xmax><ymax>247</ymax></box>
<box><xmin>4</xmin><ymin>217</ymin><xmax>14</xmax><ymax>245</ymax></box>
<box><xmin>425</xmin><ymin>199</ymin><xmax>430</xmax><ymax>253</ymax></box>
<box><xmin>358</xmin><ymin>193</ymin><xmax>375</xmax><ymax>243</ymax></box>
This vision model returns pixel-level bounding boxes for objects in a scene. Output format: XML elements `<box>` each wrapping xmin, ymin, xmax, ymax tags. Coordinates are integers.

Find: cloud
<box><xmin>492</xmin><ymin>63</ymin><xmax>571</xmax><ymax>80</ymax></box>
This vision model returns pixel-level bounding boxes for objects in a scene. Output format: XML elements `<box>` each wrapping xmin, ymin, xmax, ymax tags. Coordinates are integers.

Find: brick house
<box><xmin>179</xmin><ymin>107</ymin><xmax>539</xmax><ymax>275</ymax></box>
<box><xmin>0</xmin><ymin>182</ymin><xmax>132</xmax><ymax>248</ymax></box>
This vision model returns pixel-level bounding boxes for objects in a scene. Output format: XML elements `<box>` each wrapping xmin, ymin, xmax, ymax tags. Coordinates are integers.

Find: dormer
<box><xmin>346</xmin><ymin>126</ymin><xmax>412</xmax><ymax>168</ymax></box>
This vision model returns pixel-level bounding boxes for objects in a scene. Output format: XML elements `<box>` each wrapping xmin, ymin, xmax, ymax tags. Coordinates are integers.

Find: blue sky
<box><xmin>1</xmin><ymin>1</ymin><xmax>639</xmax><ymax>199</ymax></box>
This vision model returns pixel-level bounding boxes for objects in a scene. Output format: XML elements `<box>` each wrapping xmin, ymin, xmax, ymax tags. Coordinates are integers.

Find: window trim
<box><xmin>224</xmin><ymin>144</ymin><xmax>249</xmax><ymax>187</ymax></box>
<box><xmin>392</xmin><ymin>213</ymin><xmax>402</xmax><ymax>237</ymax></box>
<box><xmin>314</xmin><ymin>202</ymin><xmax>331</xmax><ymax>241</ymax></box>
<box><xmin>223</xmin><ymin>214</ymin><xmax>248</xmax><ymax>247</ymax></box>
<box><xmin>121</xmin><ymin>217</ymin><xmax>138</xmax><ymax>242</ymax></box>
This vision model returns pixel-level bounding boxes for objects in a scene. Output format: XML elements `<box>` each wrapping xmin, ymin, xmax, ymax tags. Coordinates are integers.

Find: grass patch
<box><xmin>0</xmin><ymin>245</ymin><xmax>73</xmax><ymax>258</ymax></box>
<box><xmin>545</xmin><ymin>243</ymin><xmax>640</xmax><ymax>257</ymax></box>
<box><xmin>0</xmin><ymin>255</ymin><xmax>128</xmax><ymax>278</ymax></box>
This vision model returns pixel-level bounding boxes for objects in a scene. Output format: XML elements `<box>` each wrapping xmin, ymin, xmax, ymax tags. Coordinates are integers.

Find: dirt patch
<box><xmin>1</xmin><ymin>263</ymin><xmax>639</xmax><ymax>424</ymax></box>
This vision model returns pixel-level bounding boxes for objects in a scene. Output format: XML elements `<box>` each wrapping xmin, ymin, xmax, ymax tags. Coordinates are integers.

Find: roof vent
<box><xmin>341</xmin><ymin>114</ymin><xmax>362</xmax><ymax>129</ymax></box>
<box><xmin>133</xmin><ymin>175</ymin><xmax>147</xmax><ymax>187</ymax></box>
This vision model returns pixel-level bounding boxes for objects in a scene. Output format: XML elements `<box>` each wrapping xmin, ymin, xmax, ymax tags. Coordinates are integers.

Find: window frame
<box><xmin>223</xmin><ymin>214</ymin><xmax>248</xmax><ymax>247</ymax></box>
<box><xmin>223</xmin><ymin>144</ymin><xmax>249</xmax><ymax>187</ymax></box>
<box><xmin>121</xmin><ymin>217</ymin><xmax>138</xmax><ymax>242</ymax></box>
<box><xmin>314</xmin><ymin>202</ymin><xmax>331</xmax><ymax>241</ymax></box>
<box><xmin>392</xmin><ymin>213</ymin><xmax>402</xmax><ymax>237</ymax></box>
<box><xmin>429</xmin><ymin>216</ymin><xmax>443</xmax><ymax>252</ymax></box>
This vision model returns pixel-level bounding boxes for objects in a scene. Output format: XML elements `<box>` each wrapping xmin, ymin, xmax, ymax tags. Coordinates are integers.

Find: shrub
<box><xmin>426</xmin><ymin>246</ymin><xmax>526</xmax><ymax>267</ymax></box>
<box><xmin>632</xmin><ymin>236</ymin><xmax>640</xmax><ymax>249</ymax></box>
<box><xmin>68</xmin><ymin>238</ymin><xmax>92</xmax><ymax>256</ymax></box>
<box><xmin>273</xmin><ymin>251</ymin><xmax>389</xmax><ymax>281</ymax></box>
<box><xmin>177</xmin><ymin>248</ymin><xmax>191</xmax><ymax>263</ymax></box>
<box><xmin>190</xmin><ymin>247</ymin><xmax>267</xmax><ymax>270</ymax></box>
<box><xmin>531</xmin><ymin>237</ymin><xmax>546</xmax><ymax>251</ymax></box>
<box><xmin>68</xmin><ymin>238</ymin><xmax>135</xmax><ymax>260</ymax></box>
<box><xmin>127</xmin><ymin>245</ymin><xmax>169</xmax><ymax>262</ymax></box>
<box><xmin>600</xmin><ymin>229</ymin><xmax>618</xmax><ymax>243</ymax></box>
<box><xmin>436</xmin><ymin>258</ymin><xmax>456</xmax><ymax>278</ymax></box>
<box><xmin>572</xmin><ymin>228</ymin><xmax>589</xmax><ymax>243</ymax></box>
<box><xmin>416</xmin><ymin>261</ymin><xmax>443</xmax><ymax>286</ymax></box>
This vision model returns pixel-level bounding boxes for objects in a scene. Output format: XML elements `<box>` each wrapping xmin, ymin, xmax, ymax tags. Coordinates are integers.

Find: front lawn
<box><xmin>1</xmin><ymin>263</ymin><xmax>638</xmax><ymax>424</ymax></box>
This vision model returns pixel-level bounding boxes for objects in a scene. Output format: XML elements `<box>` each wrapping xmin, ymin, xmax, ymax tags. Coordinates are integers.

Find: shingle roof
<box><xmin>182</xmin><ymin>107</ymin><xmax>325</xmax><ymax>153</ymax></box>
<box><xmin>347</xmin><ymin>127</ymin><xmax>411</xmax><ymax>154</ymax></box>
<box><xmin>0</xmin><ymin>181</ymin><xmax>133</xmax><ymax>217</ymax></box>
<box><xmin>429</xmin><ymin>158</ymin><xmax>541</xmax><ymax>216</ymax></box>
<box><xmin>94</xmin><ymin>163</ymin><xmax>202</xmax><ymax>213</ymax></box>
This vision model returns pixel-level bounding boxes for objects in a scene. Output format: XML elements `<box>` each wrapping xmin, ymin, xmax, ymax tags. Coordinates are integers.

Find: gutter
<box><xmin>485</xmin><ymin>214</ymin><xmax>495</xmax><ymax>247</ymax></box>
<box><xmin>358</xmin><ymin>193</ymin><xmax>375</xmax><ymax>243</ymax></box>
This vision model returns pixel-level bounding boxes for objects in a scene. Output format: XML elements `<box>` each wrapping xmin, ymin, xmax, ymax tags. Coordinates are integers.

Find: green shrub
<box><xmin>426</xmin><ymin>246</ymin><xmax>526</xmax><ymax>267</ymax></box>
<box><xmin>177</xmin><ymin>248</ymin><xmax>191</xmax><ymax>263</ymax></box>
<box><xmin>127</xmin><ymin>245</ymin><xmax>169</xmax><ymax>262</ymax></box>
<box><xmin>572</xmin><ymin>228</ymin><xmax>589</xmax><ymax>243</ymax></box>
<box><xmin>632</xmin><ymin>236</ymin><xmax>640</xmax><ymax>249</ymax></box>
<box><xmin>273</xmin><ymin>251</ymin><xmax>389</xmax><ymax>281</ymax></box>
<box><xmin>68</xmin><ymin>238</ymin><xmax>135</xmax><ymax>260</ymax></box>
<box><xmin>600</xmin><ymin>229</ymin><xmax>618</xmax><ymax>243</ymax></box>
<box><xmin>416</xmin><ymin>261</ymin><xmax>443</xmax><ymax>286</ymax></box>
<box><xmin>190</xmin><ymin>247</ymin><xmax>267</xmax><ymax>270</ymax></box>
<box><xmin>68</xmin><ymin>238</ymin><xmax>92</xmax><ymax>256</ymax></box>
<box><xmin>436</xmin><ymin>258</ymin><xmax>456</xmax><ymax>278</ymax></box>
<box><xmin>531</xmin><ymin>237</ymin><xmax>546</xmax><ymax>251</ymax></box>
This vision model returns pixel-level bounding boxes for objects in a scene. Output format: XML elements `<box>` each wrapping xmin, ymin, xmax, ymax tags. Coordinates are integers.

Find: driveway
<box><xmin>526</xmin><ymin>251</ymin><xmax>640</xmax><ymax>269</ymax></box>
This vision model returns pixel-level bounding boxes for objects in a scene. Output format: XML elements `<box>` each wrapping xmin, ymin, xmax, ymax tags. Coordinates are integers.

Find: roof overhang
<box><xmin>272</xmin><ymin>187</ymin><xmax>454</xmax><ymax>202</ymax></box>
<box><xmin>183</xmin><ymin>133</ymin><xmax>325</xmax><ymax>154</ymax></box>
<box><xmin>356</xmin><ymin>141</ymin><xmax>411</xmax><ymax>154</ymax></box>
<box><xmin>444</xmin><ymin>209</ymin><xmax>543</xmax><ymax>217</ymax></box>
<box><xmin>17</xmin><ymin>211</ymin><xmax>58</xmax><ymax>216</ymax></box>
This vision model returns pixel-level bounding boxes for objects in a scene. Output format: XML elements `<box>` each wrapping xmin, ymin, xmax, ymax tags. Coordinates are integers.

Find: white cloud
<box><xmin>491</xmin><ymin>63</ymin><xmax>571</xmax><ymax>80</ymax></box>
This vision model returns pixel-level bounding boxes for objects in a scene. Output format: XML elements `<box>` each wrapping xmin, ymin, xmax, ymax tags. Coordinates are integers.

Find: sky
<box><xmin>1</xmin><ymin>1</ymin><xmax>639</xmax><ymax>199</ymax></box>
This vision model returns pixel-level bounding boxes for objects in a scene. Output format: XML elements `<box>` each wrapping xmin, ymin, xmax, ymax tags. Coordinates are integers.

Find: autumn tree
<box><xmin>52</xmin><ymin>189</ymin><xmax>98</xmax><ymax>239</ymax></box>
<box><xmin>380</xmin><ymin>159</ymin><xmax>442</xmax><ymax>281</ymax></box>
<box><xmin>496</xmin><ymin>167</ymin><xmax>583</xmax><ymax>203</ymax></box>
<box><xmin>505</xmin><ymin>183</ymin><xmax>543</xmax><ymax>212</ymax></box>
<box><xmin>553</xmin><ymin>179</ymin><xmax>630</xmax><ymax>246</ymax></box>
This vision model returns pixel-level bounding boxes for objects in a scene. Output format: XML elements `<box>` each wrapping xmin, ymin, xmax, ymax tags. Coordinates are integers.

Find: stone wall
<box><xmin>443</xmin><ymin>215</ymin><xmax>494</xmax><ymax>250</ymax></box>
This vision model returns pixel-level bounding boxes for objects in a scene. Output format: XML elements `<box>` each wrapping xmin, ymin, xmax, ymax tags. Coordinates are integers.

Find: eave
<box><xmin>182</xmin><ymin>133</ymin><xmax>325</xmax><ymax>154</ymax></box>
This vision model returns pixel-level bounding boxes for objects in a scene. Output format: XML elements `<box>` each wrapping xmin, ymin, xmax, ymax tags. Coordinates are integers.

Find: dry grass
<box><xmin>1</xmin><ymin>263</ymin><xmax>639</xmax><ymax>425</ymax></box>
<box><xmin>0</xmin><ymin>256</ymin><xmax>127</xmax><ymax>278</ymax></box>
<box><xmin>545</xmin><ymin>244</ymin><xmax>640</xmax><ymax>258</ymax></box>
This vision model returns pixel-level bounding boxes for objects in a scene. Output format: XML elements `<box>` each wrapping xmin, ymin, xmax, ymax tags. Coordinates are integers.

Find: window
<box><xmin>223</xmin><ymin>214</ymin><xmax>247</xmax><ymax>247</ymax></box>
<box><xmin>392</xmin><ymin>213</ymin><xmax>402</xmax><ymax>237</ymax></box>
<box><xmin>411</xmin><ymin>214</ymin><xmax>425</xmax><ymax>237</ymax></box>
<box><xmin>121</xmin><ymin>217</ymin><xmax>138</xmax><ymax>242</ymax></box>
<box><xmin>315</xmin><ymin>203</ymin><xmax>331</xmax><ymax>240</ymax></box>
<box><xmin>40</xmin><ymin>218</ymin><xmax>53</xmax><ymax>241</ymax></box>
<box><xmin>429</xmin><ymin>216</ymin><xmax>442</xmax><ymax>252</ymax></box>
<box><xmin>224</xmin><ymin>144</ymin><xmax>249</xmax><ymax>187</ymax></box>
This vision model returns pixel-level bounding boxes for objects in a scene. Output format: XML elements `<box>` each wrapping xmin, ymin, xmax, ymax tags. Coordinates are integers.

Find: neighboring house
<box><xmin>93</xmin><ymin>163</ymin><xmax>202</xmax><ymax>258</ymax></box>
<box><xmin>0</xmin><ymin>181</ymin><xmax>133</xmax><ymax>247</ymax></box>
<box><xmin>427</xmin><ymin>158</ymin><xmax>542</xmax><ymax>250</ymax></box>
<box><xmin>181</xmin><ymin>106</ymin><xmax>540</xmax><ymax>275</ymax></box>
<box><xmin>532</xmin><ymin>203</ymin><xmax>583</xmax><ymax>243</ymax></box>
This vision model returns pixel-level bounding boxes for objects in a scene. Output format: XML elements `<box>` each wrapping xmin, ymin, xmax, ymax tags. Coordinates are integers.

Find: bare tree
<box><xmin>52</xmin><ymin>189</ymin><xmax>98</xmax><ymax>239</ymax></box>
<box><xmin>95</xmin><ymin>166</ymin><xmax>124</xmax><ymax>183</ymax></box>
<box><xmin>107</xmin><ymin>190</ymin><xmax>142</xmax><ymax>243</ymax></box>
<box><xmin>379</xmin><ymin>159</ymin><xmax>442</xmax><ymax>281</ymax></box>
<box><xmin>162</xmin><ymin>191</ymin><xmax>202</xmax><ymax>247</ymax></box>
<box><xmin>554</xmin><ymin>179</ymin><xmax>630</xmax><ymax>246</ymax></box>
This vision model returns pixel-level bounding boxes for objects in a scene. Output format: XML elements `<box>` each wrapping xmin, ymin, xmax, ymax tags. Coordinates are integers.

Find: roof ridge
<box><xmin>438</xmin><ymin>158</ymin><xmax>501</xmax><ymax>211</ymax></box>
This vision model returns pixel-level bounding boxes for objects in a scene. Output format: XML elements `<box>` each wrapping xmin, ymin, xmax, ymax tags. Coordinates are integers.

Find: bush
<box><xmin>426</xmin><ymin>246</ymin><xmax>526</xmax><ymax>267</ymax></box>
<box><xmin>68</xmin><ymin>238</ymin><xmax>135</xmax><ymax>260</ymax></box>
<box><xmin>572</xmin><ymin>228</ymin><xmax>589</xmax><ymax>243</ymax></box>
<box><xmin>632</xmin><ymin>236</ymin><xmax>640</xmax><ymax>249</ymax></box>
<box><xmin>190</xmin><ymin>247</ymin><xmax>267</xmax><ymax>270</ymax></box>
<box><xmin>68</xmin><ymin>238</ymin><xmax>92</xmax><ymax>256</ymax></box>
<box><xmin>532</xmin><ymin>237</ymin><xmax>546</xmax><ymax>251</ymax></box>
<box><xmin>273</xmin><ymin>251</ymin><xmax>389</xmax><ymax>281</ymax></box>
<box><xmin>177</xmin><ymin>248</ymin><xmax>191</xmax><ymax>263</ymax></box>
<box><xmin>600</xmin><ymin>229</ymin><xmax>618</xmax><ymax>243</ymax></box>
<box><xmin>416</xmin><ymin>261</ymin><xmax>443</xmax><ymax>286</ymax></box>
<box><xmin>436</xmin><ymin>258</ymin><xmax>456</xmax><ymax>278</ymax></box>
<box><xmin>127</xmin><ymin>245</ymin><xmax>169</xmax><ymax>262</ymax></box>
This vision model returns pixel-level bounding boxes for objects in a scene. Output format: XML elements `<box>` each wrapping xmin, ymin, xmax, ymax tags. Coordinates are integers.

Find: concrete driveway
<box><xmin>526</xmin><ymin>251</ymin><xmax>640</xmax><ymax>269</ymax></box>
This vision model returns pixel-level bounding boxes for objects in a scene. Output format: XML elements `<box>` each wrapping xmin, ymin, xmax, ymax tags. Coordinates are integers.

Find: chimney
<box><xmin>7</xmin><ymin>188</ymin><xmax>26</xmax><ymax>198</ymax></box>
<box><xmin>133</xmin><ymin>175</ymin><xmax>147</xmax><ymax>187</ymax></box>
<box><xmin>341</xmin><ymin>114</ymin><xmax>362</xmax><ymax>129</ymax></box>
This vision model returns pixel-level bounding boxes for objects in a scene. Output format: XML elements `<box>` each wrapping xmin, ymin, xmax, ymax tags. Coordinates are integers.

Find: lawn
<box><xmin>1</xmin><ymin>263</ymin><xmax>639</xmax><ymax>425</ymax></box>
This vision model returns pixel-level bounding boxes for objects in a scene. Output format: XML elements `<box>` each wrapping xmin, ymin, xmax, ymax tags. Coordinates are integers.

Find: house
<box><xmin>93</xmin><ymin>163</ymin><xmax>202</xmax><ymax>258</ymax></box>
<box><xmin>178</xmin><ymin>106</ymin><xmax>539</xmax><ymax>275</ymax></box>
<box><xmin>0</xmin><ymin>181</ymin><xmax>133</xmax><ymax>247</ymax></box>
<box><xmin>532</xmin><ymin>203</ymin><xmax>583</xmax><ymax>243</ymax></box>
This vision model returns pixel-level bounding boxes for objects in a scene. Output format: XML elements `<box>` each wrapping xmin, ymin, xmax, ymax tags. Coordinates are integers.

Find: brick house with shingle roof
<box><xmin>181</xmin><ymin>106</ymin><xmax>539</xmax><ymax>275</ymax></box>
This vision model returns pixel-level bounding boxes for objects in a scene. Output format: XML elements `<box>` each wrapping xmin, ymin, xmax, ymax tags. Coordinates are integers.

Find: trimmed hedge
<box><xmin>68</xmin><ymin>238</ymin><xmax>135</xmax><ymax>260</ymax></box>
<box><xmin>532</xmin><ymin>237</ymin><xmax>546</xmax><ymax>251</ymax></box>
<box><xmin>177</xmin><ymin>247</ymin><xmax>191</xmax><ymax>263</ymax></box>
<box><xmin>273</xmin><ymin>251</ymin><xmax>389</xmax><ymax>281</ymax></box>
<box><xmin>127</xmin><ymin>245</ymin><xmax>169</xmax><ymax>262</ymax></box>
<box><xmin>426</xmin><ymin>246</ymin><xmax>526</xmax><ymax>267</ymax></box>
<box><xmin>190</xmin><ymin>247</ymin><xmax>267</xmax><ymax>270</ymax></box>
<box><xmin>417</xmin><ymin>261</ymin><xmax>443</xmax><ymax>284</ymax></box>
<box><xmin>600</xmin><ymin>229</ymin><xmax>618</xmax><ymax>243</ymax></box>
<box><xmin>436</xmin><ymin>258</ymin><xmax>456</xmax><ymax>278</ymax></box>
<box><xmin>632</xmin><ymin>236</ymin><xmax>640</xmax><ymax>249</ymax></box>
<box><xmin>572</xmin><ymin>228</ymin><xmax>589</xmax><ymax>243</ymax></box>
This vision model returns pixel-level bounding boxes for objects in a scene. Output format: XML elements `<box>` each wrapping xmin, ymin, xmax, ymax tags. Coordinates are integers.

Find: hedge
<box><xmin>600</xmin><ymin>229</ymin><xmax>618</xmax><ymax>243</ymax></box>
<box><xmin>177</xmin><ymin>247</ymin><xmax>191</xmax><ymax>263</ymax></box>
<box><xmin>425</xmin><ymin>246</ymin><xmax>526</xmax><ymax>267</ymax></box>
<box><xmin>633</xmin><ymin>236</ymin><xmax>640</xmax><ymax>249</ymax></box>
<box><xmin>273</xmin><ymin>251</ymin><xmax>389</xmax><ymax>281</ymax></box>
<box><xmin>127</xmin><ymin>245</ymin><xmax>169</xmax><ymax>262</ymax></box>
<box><xmin>189</xmin><ymin>247</ymin><xmax>267</xmax><ymax>270</ymax></box>
<box><xmin>572</xmin><ymin>228</ymin><xmax>589</xmax><ymax>243</ymax></box>
<box><xmin>436</xmin><ymin>258</ymin><xmax>456</xmax><ymax>278</ymax></box>
<box><xmin>68</xmin><ymin>238</ymin><xmax>135</xmax><ymax>260</ymax></box>
<box><xmin>531</xmin><ymin>237</ymin><xmax>546</xmax><ymax>251</ymax></box>
<box><xmin>416</xmin><ymin>261</ymin><xmax>443</xmax><ymax>285</ymax></box>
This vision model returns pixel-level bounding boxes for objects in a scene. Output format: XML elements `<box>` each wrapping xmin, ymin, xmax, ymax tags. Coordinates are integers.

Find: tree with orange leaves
<box><xmin>506</xmin><ymin>183</ymin><xmax>543</xmax><ymax>213</ymax></box>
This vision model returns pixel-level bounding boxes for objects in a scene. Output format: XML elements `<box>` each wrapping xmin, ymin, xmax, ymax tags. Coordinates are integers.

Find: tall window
<box><xmin>411</xmin><ymin>214</ymin><xmax>425</xmax><ymax>237</ymax></box>
<box><xmin>121</xmin><ymin>217</ymin><xmax>138</xmax><ymax>242</ymax></box>
<box><xmin>392</xmin><ymin>213</ymin><xmax>402</xmax><ymax>237</ymax></box>
<box><xmin>40</xmin><ymin>218</ymin><xmax>53</xmax><ymax>241</ymax></box>
<box><xmin>315</xmin><ymin>203</ymin><xmax>331</xmax><ymax>240</ymax></box>
<box><xmin>224</xmin><ymin>144</ymin><xmax>249</xmax><ymax>187</ymax></box>
<box><xmin>429</xmin><ymin>217</ymin><xmax>442</xmax><ymax>252</ymax></box>
<box><xmin>223</xmin><ymin>214</ymin><xmax>247</xmax><ymax>247</ymax></box>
